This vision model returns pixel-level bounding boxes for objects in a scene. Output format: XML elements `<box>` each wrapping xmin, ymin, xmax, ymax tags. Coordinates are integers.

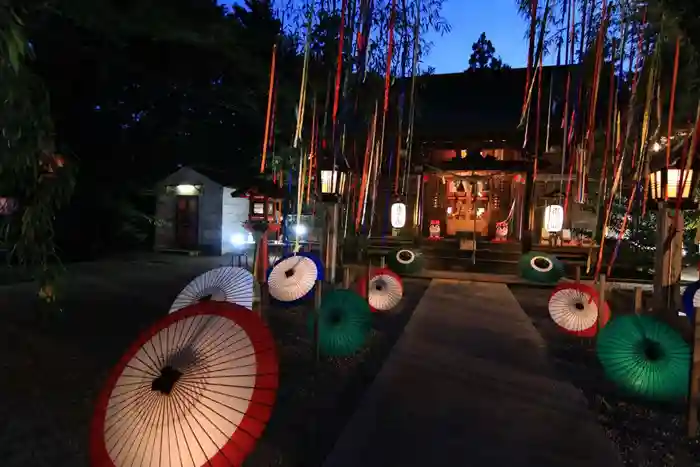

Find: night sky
<box><xmin>218</xmin><ymin>0</ymin><xmax>548</xmax><ymax>73</ymax></box>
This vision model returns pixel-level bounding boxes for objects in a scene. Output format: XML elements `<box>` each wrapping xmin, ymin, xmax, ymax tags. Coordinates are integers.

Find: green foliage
<box><xmin>0</xmin><ymin>5</ymin><xmax>75</xmax><ymax>287</ymax></box>
<box><xmin>467</xmin><ymin>32</ymin><xmax>509</xmax><ymax>70</ymax></box>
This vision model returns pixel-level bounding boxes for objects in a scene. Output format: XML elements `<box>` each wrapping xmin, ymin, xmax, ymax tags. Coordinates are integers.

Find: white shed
<box><xmin>154</xmin><ymin>166</ymin><xmax>250</xmax><ymax>255</ymax></box>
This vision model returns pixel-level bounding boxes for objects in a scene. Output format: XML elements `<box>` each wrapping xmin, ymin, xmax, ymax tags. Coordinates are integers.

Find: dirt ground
<box><xmin>0</xmin><ymin>256</ymin><xmax>429</xmax><ymax>467</ymax></box>
<box><xmin>509</xmin><ymin>284</ymin><xmax>700</xmax><ymax>467</ymax></box>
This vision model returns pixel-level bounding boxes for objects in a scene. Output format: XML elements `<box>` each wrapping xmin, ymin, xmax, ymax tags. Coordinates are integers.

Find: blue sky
<box><xmin>219</xmin><ymin>0</ymin><xmax>531</xmax><ymax>73</ymax></box>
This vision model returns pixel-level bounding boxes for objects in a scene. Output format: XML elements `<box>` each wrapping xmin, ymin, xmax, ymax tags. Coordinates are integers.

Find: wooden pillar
<box><xmin>653</xmin><ymin>203</ymin><xmax>683</xmax><ymax>317</ymax></box>
<box><xmin>522</xmin><ymin>163</ymin><xmax>534</xmax><ymax>253</ymax></box>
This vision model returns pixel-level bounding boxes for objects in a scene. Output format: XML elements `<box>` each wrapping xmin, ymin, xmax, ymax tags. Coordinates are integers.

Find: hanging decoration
<box><xmin>260</xmin><ymin>44</ymin><xmax>277</xmax><ymax>174</ymax></box>
<box><xmin>355</xmin><ymin>267</ymin><xmax>404</xmax><ymax>312</ymax></box>
<box><xmin>169</xmin><ymin>267</ymin><xmax>255</xmax><ymax>313</ymax></box>
<box><xmin>90</xmin><ymin>301</ymin><xmax>278</xmax><ymax>467</ymax></box>
<box><xmin>597</xmin><ymin>315</ymin><xmax>690</xmax><ymax>401</ymax></box>
<box><xmin>387</xmin><ymin>248</ymin><xmax>425</xmax><ymax>275</ymax></box>
<box><xmin>309</xmin><ymin>289</ymin><xmax>373</xmax><ymax>356</ymax></box>
<box><xmin>548</xmin><ymin>283</ymin><xmax>610</xmax><ymax>337</ymax></box>
<box><xmin>517</xmin><ymin>251</ymin><xmax>564</xmax><ymax>284</ymax></box>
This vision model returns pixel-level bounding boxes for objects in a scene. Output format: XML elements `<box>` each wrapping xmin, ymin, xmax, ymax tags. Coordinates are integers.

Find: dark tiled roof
<box><xmin>394</xmin><ymin>63</ymin><xmax>618</xmax><ymax>149</ymax></box>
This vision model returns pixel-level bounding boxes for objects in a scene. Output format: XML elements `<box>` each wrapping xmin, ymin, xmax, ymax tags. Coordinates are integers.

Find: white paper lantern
<box><xmin>544</xmin><ymin>204</ymin><xmax>564</xmax><ymax>232</ymax></box>
<box><xmin>390</xmin><ymin>201</ymin><xmax>407</xmax><ymax>228</ymax></box>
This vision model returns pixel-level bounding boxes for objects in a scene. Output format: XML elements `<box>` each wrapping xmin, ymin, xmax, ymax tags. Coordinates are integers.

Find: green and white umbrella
<box><xmin>597</xmin><ymin>314</ymin><xmax>690</xmax><ymax>401</ymax></box>
<box><xmin>517</xmin><ymin>251</ymin><xmax>564</xmax><ymax>284</ymax></box>
<box><xmin>387</xmin><ymin>248</ymin><xmax>424</xmax><ymax>275</ymax></box>
<box><xmin>308</xmin><ymin>289</ymin><xmax>373</xmax><ymax>357</ymax></box>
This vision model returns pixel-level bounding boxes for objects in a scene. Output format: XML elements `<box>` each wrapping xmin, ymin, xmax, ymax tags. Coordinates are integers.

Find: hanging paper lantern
<box><xmin>544</xmin><ymin>204</ymin><xmax>564</xmax><ymax>232</ymax></box>
<box><xmin>390</xmin><ymin>201</ymin><xmax>407</xmax><ymax>228</ymax></box>
<box><xmin>597</xmin><ymin>314</ymin><xmax>690</xmax><ymax>401</ymax></box>
<box><xmin>548</xmin><ymin>283</ymin><xmax>610</xmax><ymax>337</ymax></box>
<box><xmin>387</xmin><ymin>248</ymin><xmax>424</xmax><ymax>275</ymax></box>
<box><xmin>267</xmin><ymin>252</ymin><xmax>323</xmax><ymax>303</ymax></box>
<box><xmin>517</xmin><ymin>251</ymin><xmax>564</xmax><ymax>284</ymax></box>
<box><xmin>170</xmin><ymin>266</ymin><xmax>255</xmax><ymax>312</ymax></box>
<box><xmin>681</xmin><ymin>280</ymin><xmax>700</xmax><ymax>322</ymax></box>
<box><xmin>355</xmin><ymin>268</ymin><xmax>404</xmax><ymax>312</ymax></box>
<box><xmin>90</xmin><ymin>301</ymin><xmax>278</xmax><ymax>467</ymax></box>
<box><xmin>308</xmin><ymin>289</ymin><xmax>373</xmax><ymax>356</ymax></box>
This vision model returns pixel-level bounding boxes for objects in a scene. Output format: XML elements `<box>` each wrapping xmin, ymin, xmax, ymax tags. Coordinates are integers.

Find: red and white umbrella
<box><xmin>90</xmin><ymin>301</ymin><xmax>278</xmax><ymax>467</ymax></box>
<box><xmin>267</xmin><ymin>254</ymin><xmax>319</xmax><ymax>303</ymax></box>
<box><xmin>548</xmin><ymin>283</ymin><xmax>610</xmax><ymax>337</ymax></box>
<box><xmin>355</xmin><ymin>268</ymin><xmax>404</xmax><ymax>312</ymax></box>
<box><xmin>170</xmin><ymin>266</ymin><xmax>255</xmax><ymax>313</ymax></box>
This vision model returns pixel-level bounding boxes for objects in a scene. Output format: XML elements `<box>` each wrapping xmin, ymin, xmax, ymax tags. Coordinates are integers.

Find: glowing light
<box><xmin>651</xmin><ymin>142</ymin><xmax>662</xmax><ymax>152</ymax></box>
<box><xmin>544</xmin><ymin>204</ymin><xmax>564</xmax><ymax>232</ymax></box>
<box><xmin>650</xmin><ymin>168</ymin><xmax>694</xmax><ymax>200</ymax></box>
<box><xmin>294</xmin><ymin>224</ymin><xmax>308</xmax><ymax>236</ymax></box>
<box><xmin>230</xmin><ymin>233</ymin><xmax>246</xmax><ymax>246</ymax></box>
<box><xmin>175</xmin><ymin>184</ymin><xmax>199</xmax><ymax>196</ymax></box>
<box><xmin>390</xmin><ymin>202</ymin><xmax>407</xmax><ymax>228</ymax></box>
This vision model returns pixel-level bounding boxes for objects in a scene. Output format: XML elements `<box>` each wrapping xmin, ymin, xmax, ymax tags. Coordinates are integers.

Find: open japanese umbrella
<box><xmin>169</xmin><ymin>266</ymin><xmax>254</xmax><ymax>312</ymax></box>
<box><xmin>355</xmin><ymin>268</ymin><xmax>404</xmax><ymax>312</ymax></box>
<box><xmin>308</xmin><ymin>289</ymin><xmax>373</xmax><ymax>356</ymax></box>
<box><xmin>681</xmin><ymin>280</ymin><xmax>700</xmax><ymax>322</ymax></box>
<box><xmin>387</xmin><ymin>248</ymin><xmax>424</xmax><ymax>275</ymax></box>
<box><xmin>548</xmin><ymin>283</ymin><xmax>610</xmax><ymax>337</ymax></box>
<box><xmin>597</xmin><ymin>314</ymin><xmax>690</xmax><ymax>401</ymax></box>
<box><xmin>90</xmin><ymin>301</ymin><xmax>278</xmax><ymax>467</ymax></box>
<box><xmin>267</xmin><ymin>252</ymin><xmax>323</xmax><ymax>303</ymax></box>
<box><xmin>517</xmin><ymin>251</ymin><xmax>564</xmax><ymax>284</ymax></box>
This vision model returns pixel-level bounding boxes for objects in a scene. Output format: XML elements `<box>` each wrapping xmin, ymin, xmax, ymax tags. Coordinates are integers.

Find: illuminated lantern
<box><xmin>390</xmin><ymin>200</ymin><xmax>407</xmax><ymax>228</ymax></box>
<box><xmin>319</xmin><ymin>160</ymin><xmax>346</xmax><ymax>203</ymax></box>
<box><xmin>650</xmin><ymin>166</ymin><xmax>697</xmax><ymax>203</ymax></box>
<box><xmin>544</xmin><ymin>204</ymin><xmax>564</xmax><ymax>232</ymax></box>
<box><xmin>429</xmin><ymin>220</ymin><xmax>441</xmax><ymax>239</ymax></box>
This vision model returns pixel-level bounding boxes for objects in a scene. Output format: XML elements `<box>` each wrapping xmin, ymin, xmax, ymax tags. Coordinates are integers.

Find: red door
<box><xmin>175</xmin><ymin>196</ymin><xmax>199</xmax><ymax>249</ymax></box>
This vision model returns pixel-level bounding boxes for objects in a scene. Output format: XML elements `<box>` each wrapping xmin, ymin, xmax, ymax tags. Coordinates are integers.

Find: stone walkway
<box><xmin>322</xmin><ymin>279</ymin><xmax>623</xmax><ymax>467</ymax></box>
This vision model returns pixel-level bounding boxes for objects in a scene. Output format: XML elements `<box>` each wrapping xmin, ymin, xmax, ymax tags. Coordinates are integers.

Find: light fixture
<box><xmin>230</xmin><ymin>233</ymin><xmax>246</xmax><ymax>246</ymax></box>
<box><xmin>390</xmin><ymin>200</ymin><xmax>407</xmax><ymax>228</ymax></box>
<box><xmin>650</xmin><ymin>167</ymin><xmax>696</xmax><ymax>202</ymax></box>
<box><xmin>320</xmin><ymin>168</ymin><xmax>346</xmax><ymax>197</ymax></box>
<box><xmin>544</xmin><ymin>204</ymin><xmax>564</xmax><ymax>232</ymax></box>
<box><xmin>294</xmin><ymin>224</ymin><xmax>308</xmax><ymax>236</ymax></box>
<box><xmin>651</xmin><ymin>142</ymin><xmax>662</xmax><ymax>152</ymax></box>
<box><xmin>175</xmin><ymin>184</ymin><xmax>200</xmax><ymax>196</ymax></box>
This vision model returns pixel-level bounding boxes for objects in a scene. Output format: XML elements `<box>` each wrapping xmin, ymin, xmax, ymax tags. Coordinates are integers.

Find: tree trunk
<box><xmin>653</xmin><ymin>204</ymin><xmax>683</xmax><ymax>323</ymax></box>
